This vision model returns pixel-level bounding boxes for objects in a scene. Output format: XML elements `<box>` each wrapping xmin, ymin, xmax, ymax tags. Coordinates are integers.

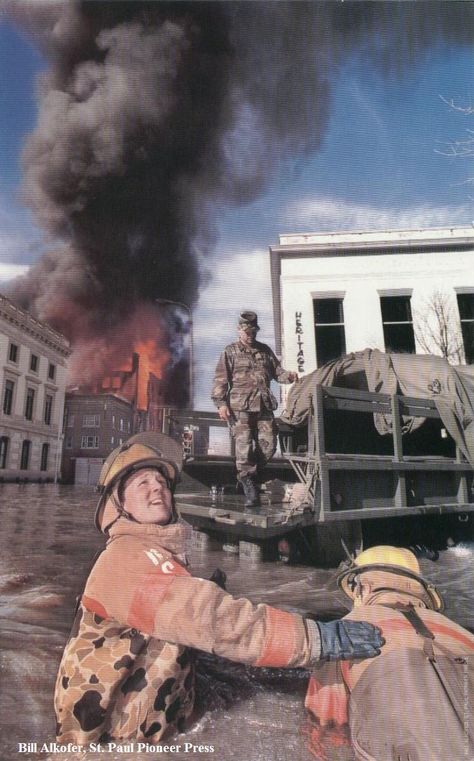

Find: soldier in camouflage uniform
<box><xmin>211</xmin><ymin>311</ymin><xmax>298</xmax><ymax>506</ymax></box>
<box><xmin>54</xmin><ymin>433</ymin><xmax>383</xmax><ymax>746</ymax></box>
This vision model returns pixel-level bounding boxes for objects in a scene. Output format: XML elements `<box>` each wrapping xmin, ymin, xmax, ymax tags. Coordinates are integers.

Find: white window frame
<box><xmin>8</xmin><ymin>342</ymin><xmax>19</xmax><ymax>364</ymax></box>
<box><xmin>378</xmin><ymin>289</ymin><xmax>415</xmax><ymax>354</ymax></box>
<box><xmin>455</xmin><ymin>289</ymin><xmax>474</xmax><ymax>364</ymax></box>
<box><xmin>44</xmin><ymin>393</ymin><xmax>54</xmax><ymax>425</ymax></box>
<box><xmin>2</xmin><ymin>378</ymin><xmax>15</xmax><ymax>416</ymax></box>
<box><xmin>24</xmin><ymin>387</ymin><xmax>36</xmax><ymax>421</ymax></box>
<box><xmin>312</xmin><ymin>292</ymin><xmax>347</xmax><ymax>366</ymax></box>
<box><xmin>30</xmin><ymin>353</ymin><xmax>39</xmax><ymax>373</ymax></box>
<box><xmin>80</xmin><ymin>435</ymin><xmax>99</xmax><ymax>449</ymax></box>
<box><xmin>82</xmin><ymin>414</ymin><xmax>100</xmax><ymax>428</ymax></box>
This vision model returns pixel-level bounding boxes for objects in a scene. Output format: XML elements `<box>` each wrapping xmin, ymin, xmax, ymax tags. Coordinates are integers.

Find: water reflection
<box><xmin>0</xmin><ymin>484</ymin><xmax>472</xmax><ymax>761</ymax></box>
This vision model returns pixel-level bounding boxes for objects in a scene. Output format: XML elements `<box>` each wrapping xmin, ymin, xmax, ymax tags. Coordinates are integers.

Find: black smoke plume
<box><xmin>4</xmin><ymin>1</ymin><xmax>474</xmax><ymax>390</ymax></box>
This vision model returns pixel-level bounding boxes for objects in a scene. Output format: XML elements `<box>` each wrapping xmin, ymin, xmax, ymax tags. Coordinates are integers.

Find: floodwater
<box><xmin>0</xmin><ymin>484</ymin><xmax>473</xmax><ymax>761</ymax></box>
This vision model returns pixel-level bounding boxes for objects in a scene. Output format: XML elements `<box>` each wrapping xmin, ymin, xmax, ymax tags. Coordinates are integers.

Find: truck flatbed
<box><xmin>176</xmin><ymin>490</ymin><xmax>314</xmax><ymax>539</ymax></box>
<box><xmin>165</xmin><ymin>387</ymin><xmax>474</xmax><ymax>563</ymax></box>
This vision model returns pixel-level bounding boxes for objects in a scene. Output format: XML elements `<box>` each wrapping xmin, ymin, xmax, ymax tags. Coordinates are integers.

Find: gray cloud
<box><xmin>4</xmin><ymin>1</ymin><xmax>474</xmax><ymax>391</ymax></box>
<box><xmin>285</xmin><ymin>196</ymin><xmax>474</xmax><ymax>231</ymax></box>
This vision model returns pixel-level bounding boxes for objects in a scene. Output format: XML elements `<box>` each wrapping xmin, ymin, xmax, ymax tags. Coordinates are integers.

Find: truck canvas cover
<box><xmin>281</xmin><ymin>349</ymin><xmax>474</xmax><ymax>467</ymax></box>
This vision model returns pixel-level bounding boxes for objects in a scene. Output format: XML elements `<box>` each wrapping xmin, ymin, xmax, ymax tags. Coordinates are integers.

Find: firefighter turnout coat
<box><xmin>54</xmin><ymin>519</ymin><xmax>319</xmax><ymax>744</ymax></box>
<box><xmin>305</xmin><ymin>588</ymin><xmax>474</xmax><ymax>761</ymax></box>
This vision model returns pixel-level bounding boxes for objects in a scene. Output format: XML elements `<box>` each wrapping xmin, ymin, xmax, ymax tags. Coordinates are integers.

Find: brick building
<box><xmin>62</xmin><ymin>393</ymin><xmax>134</xmax><ymax>484</ymax></box>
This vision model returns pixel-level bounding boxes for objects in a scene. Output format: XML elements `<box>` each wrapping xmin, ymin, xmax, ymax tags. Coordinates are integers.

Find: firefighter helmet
<box><xmin>337</xmin><ymin>545</ymin><xmax>443</xmax><ymax>611</ymax></box>
<box><xmin>94</xmin><ymin>432</ymin><xmax>183</xmax><ymax>532</ymax></box>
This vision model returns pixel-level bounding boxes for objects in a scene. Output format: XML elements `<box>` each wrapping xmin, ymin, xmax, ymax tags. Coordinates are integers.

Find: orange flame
<box><xmin>68</xmin><ymin>304</ymin><xmax>175</xmax><ymax>414</ymax></box>
<box><xmin>114</xmin><ymin>340</ymin><xmax>170</xmax><ymax>411</ymax></box>
<box><xmin>135</xmin><ymin>339</ymin><xmax>170</xmax><ymax>410</ymax></box>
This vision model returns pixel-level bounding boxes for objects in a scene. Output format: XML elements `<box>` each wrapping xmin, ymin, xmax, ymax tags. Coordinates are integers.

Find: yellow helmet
<box><xmin>95</xmin><ymin>432</ymin><xmax>183</xmax><ymax>532</ymax></box>
<box><xmin>337</xmin><ymin>545</ymin><xmax>443</xmax><ymax>611</ymax></box>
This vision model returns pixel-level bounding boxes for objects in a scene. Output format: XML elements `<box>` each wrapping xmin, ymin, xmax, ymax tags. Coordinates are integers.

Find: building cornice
<box><xmin>277</xmin><ymin>225</ymin><xmax>474</xmax><ymax>249</ymax></box>
<box><xmin>0</xmin><ymin>294</ymin><xmax>71</xmax><ymax>358</ymax></box>
<box><xmin>271</xmin><ymin>238</ymin><xmax>474</xmax><ymax>258</ymax></box>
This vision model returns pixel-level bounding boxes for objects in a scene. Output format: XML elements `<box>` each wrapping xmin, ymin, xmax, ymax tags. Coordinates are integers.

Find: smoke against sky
<box><xmin>2</xmin><ymin>1</ymin><xmax>474</xmax><ymax>397</ymax></box>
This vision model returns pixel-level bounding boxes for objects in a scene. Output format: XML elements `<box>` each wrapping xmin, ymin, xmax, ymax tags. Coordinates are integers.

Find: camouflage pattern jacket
<box><xmin>304</xmin><ymin>584</ymin><xmax>474</xmax><ymax>761</ymax></box>
<box><xmin>55</xmin><ymin>519</ymin><xmax>320</xmax><ymax>745</ymax></box>
<box><xmin>211</xmin><ymin>340</ymin><xmax>293</xmax><ymax>413</ymax></box>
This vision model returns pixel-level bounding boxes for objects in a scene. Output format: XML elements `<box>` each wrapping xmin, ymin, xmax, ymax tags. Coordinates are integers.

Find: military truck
<box><xmin>170</xmin><ymin>351</ymin><xmax>474</xmax><ymax>565</ymax></box>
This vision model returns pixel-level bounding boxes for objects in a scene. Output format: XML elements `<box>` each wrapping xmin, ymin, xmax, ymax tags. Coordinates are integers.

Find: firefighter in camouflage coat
<box><xmin>54</xmin><ymin>432</ymin><xmax>383</xmax><ymax>745</ymax></box>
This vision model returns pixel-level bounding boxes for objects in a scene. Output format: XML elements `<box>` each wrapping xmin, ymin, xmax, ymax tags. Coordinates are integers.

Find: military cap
<box><xmin>238</xmin><ymin>310</ymin><xmax>260</xmax><ymax>330</ymax></box>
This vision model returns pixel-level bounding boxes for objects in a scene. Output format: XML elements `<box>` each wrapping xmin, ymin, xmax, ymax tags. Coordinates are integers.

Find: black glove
<box><xmin>209</xmin><ymin>568</ymin><xmax>227</xmax><ymax>590</ymax></box>
<box><xmin>317</xmin><ymin>620</ymin><xmax>384</xmax><ymax>661</ymax></box>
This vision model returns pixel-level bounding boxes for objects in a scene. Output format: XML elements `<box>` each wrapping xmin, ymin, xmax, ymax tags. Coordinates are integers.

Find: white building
<box><xmin>0</xmin><ymin>294</ymin><xmax>71</xmax><ymax>481</ymax></box>
<box><xmin>270</xmin><ymin>226</ymin><xmax>474</xmax><ymax>385</ymax></box>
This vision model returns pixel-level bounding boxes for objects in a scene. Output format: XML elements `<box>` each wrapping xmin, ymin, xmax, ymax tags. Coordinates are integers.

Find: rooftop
<box><xmin>0</xmin><ymin>292</ymin><xmax>71</xmax><ymax>357</ymax></box>
<box><xmin>277</xmin><ymin>224</ymin><xmax>474</xmax><ymax>249</ymax></box>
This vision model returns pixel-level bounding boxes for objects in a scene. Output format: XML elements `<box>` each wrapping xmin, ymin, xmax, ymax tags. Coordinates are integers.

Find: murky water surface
<box><xmin>0</xmin><ymin>484</ymin><xmax>473</xmax><ymax>761</ymax></box>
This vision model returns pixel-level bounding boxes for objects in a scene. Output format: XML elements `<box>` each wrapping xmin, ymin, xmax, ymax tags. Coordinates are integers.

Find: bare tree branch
<box><xmin>436</xmin><ymin>97</ymin><xmax>474</xmax><ymax>188</ymax></box>
<box><xmin>439</xmin><ymin>95</ymin><xmax>474</xmax><ymax>115</ymax></box>
<box><xmin>414</xmin><ymin>290</ymin><xmax>464</xmax><ymax>364</ymax></box>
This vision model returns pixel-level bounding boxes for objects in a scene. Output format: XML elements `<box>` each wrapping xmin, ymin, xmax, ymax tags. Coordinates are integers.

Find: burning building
<box><xmin>4</xmin><ymin>1</ymin><xmax>474</xmax><ymax>423</ymax></box>
<box><xmin>69</xmin><ymin>350</ymin><xmax>161</xmax><ymax>435</ymax></box>
<box><xmin>68</xmin><ymin>298</ymin><xmax>192</xmax><ymax>416</ymax></box>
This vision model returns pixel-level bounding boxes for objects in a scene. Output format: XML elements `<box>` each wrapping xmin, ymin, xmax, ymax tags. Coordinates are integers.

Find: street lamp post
<box><xmin>155</xmin><ymin>298</ymin><xmax>193</xmax><ymax>410</ymax></box>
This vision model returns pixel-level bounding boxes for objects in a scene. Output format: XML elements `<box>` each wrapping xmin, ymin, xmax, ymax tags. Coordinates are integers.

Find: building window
<box><xmin>80</xmin><ymin>435</ymin><xmax>99</xmax><ymax>449</ymax></box>
<box><xmin>457</xmin><ymin>293</ymin><xmax>474</xmax><ymax>364</ymax></box>
<box><xmin>30</xmin><ymin>354</ymin><xmax>39</xmax><ymax>372</ymax></box>
<box><xmin>313</xmin><ymin>298</ymin><xmax>346</xmax><ymax>366</ymax></box>
<box><xmin>40</xmin><ymin>443</ymin><xmax>49</xmax><ymax>471</ymax></box>
<box><xmin>65</xmin><ymin>435</ymin><xmax>73</xmax><ymax>449</ymax></box>
<box><xmin>3</xmin><ymin>379</ymin><xmax>14</xmax><ymax>415</ymax></box>
<box><xmin>111</xmin><ymin>436</ymin><xmax>115</xmax><ymax>447</ymax></box>
<box><xmin>20</xmin><ymin>440</ymin><xmax>31</xmax><ymax>470</ymax></box>
<box><xmin>380</xmin><ymin>295</ymin><xmax>416</xmax><ymax>353</ymax></box>
<box><xmin>8</xmin><ymin>343</ymin><xmax>18</xmax><ymax>363</ymax></box>
<box><xmin>44</xmin><ymin>394</ymin><xmax>53</xmax><ymax>425</ymax></box>
<box><xmin>48</xmin><ymin>363</ymin><xmax>56</xmax><ymax>381</ymax></box>
<box><xmin>25</xmin><ymin>387</ymin><xmax>35</xmax><ymax>421</ymax></box>
<box><xmin>119</xmin><ymin>418</ymin><xmax>125</xmax><ymax>431</ymax></box>
<box><xmin>82</xmin><ymin>414</ymin><xmax>100</xmax><ymax>427</ymax></box>
<box><xmin>66</xmin><ymin>412</ymin><xmax>75</xmax><ymax>428</ymax></box>
<box><xmin>112</xmin><ymin>415</ymin><xmax>116</xmax><ymax>428</ymax></box>
<box><xmin>0</xmin><ymin>436</ymin><xmax>9</xmax><ymax>469</ymax></box>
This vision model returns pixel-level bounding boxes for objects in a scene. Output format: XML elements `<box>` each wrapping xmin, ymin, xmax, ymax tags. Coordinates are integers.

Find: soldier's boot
<box><xmin>239</xmin><ymin>475</ymin><xmax>260</xmax><ymax>507</ymax></box>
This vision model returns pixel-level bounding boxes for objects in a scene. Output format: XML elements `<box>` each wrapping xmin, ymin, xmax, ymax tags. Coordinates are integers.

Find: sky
<box><xmin>0</xmin><ymin>2</ymin><xmax>473</xmax><ymax>410</ymax></box>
